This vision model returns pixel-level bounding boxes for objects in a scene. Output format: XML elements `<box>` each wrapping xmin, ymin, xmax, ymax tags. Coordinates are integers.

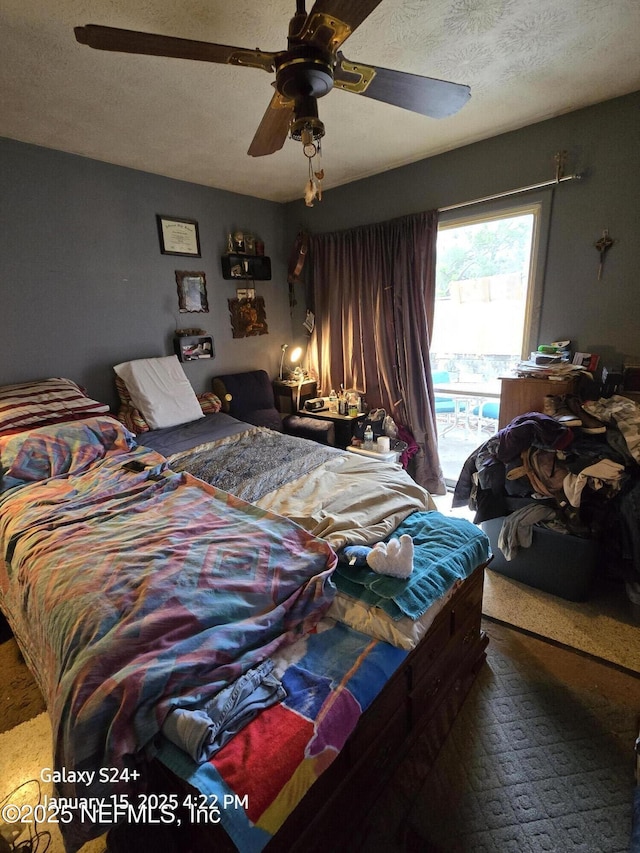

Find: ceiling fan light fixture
<box><xmin>276</xmin><ymin>56</ymin><xmax>334</xmax><ymax>101</ymax></box>
<box><xmin>73</xmin><ymin>2</ymin><xmax>472</xmax><ymax>167</ymax></box>
<box><xmin>290</xmin><ymin>116</ymin><xmax>325</xmax><ymax>143</ymax></box>
<box><xmin>289</xmin><ymin>95</ymin><xmax>325</xmax><ymax>142</ymax></box>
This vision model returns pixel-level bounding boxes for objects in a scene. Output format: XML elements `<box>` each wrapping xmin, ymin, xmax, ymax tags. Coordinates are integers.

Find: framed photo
<box><xmin>175</xmin><ymin>270</ymin><xmax>209</xmax><ymax>313</ymax></box>
<box><xmin>236</xmin><ymin>287</ymin><xmax>256</xmax><ymax>301</ymax></box>
<box><xmin>157</xmin><ymin>215</ymin><xmax>201</xmax><ymax>257</ymax></box>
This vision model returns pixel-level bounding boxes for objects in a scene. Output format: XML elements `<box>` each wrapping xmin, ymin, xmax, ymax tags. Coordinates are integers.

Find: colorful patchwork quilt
<box><xmin>0</xmin><ymin>418</ymin><xmax>337</xmax><ymax>852</ymax></box>
<box><xmin>157</xmin><ymin>616</ymin><xmax>408</xmax><ymax>853</ymax></box>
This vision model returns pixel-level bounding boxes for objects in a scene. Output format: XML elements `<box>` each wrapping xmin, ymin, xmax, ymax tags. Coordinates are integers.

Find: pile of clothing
<box><xmin>452</xmin><ymin>394</ymin><xmax>640</xmax><ymax>596</ymax></box>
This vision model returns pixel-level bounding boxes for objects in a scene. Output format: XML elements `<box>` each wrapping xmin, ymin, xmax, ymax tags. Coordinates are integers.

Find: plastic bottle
<box><xmin>364</xmin><ymin>425</ymin><xmax>374</xmax><ymax>449</ymax></box>
<box><xmin>329</xmin><ymin>389</ymin><xmax>337</xmax><ymax>412</ymax></box>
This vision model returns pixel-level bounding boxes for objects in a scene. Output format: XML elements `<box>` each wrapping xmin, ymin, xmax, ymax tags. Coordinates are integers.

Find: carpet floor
<box><xmin>359</xmin><ymin>620</ymin><xmax>640</xmax><ymax>853</ymax></box>
<box><xmin>0</xmin><ymin>619</ymin><xmax>45</xmax><ymax>735</ymax></box>
<box><xmin>0</xmin><ymin>713</ymin><xmax>107</xmax><ymax>853</ymax></box>
<box><xmin>482</xmin><ymin>568</ymin><xmax>640</xmax><ymax>675</ymax></box>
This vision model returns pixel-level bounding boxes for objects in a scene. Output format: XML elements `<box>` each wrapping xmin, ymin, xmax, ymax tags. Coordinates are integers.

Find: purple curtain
<box><xmin>308</xmin><ymin>210</ymin><xmax>446</xmax><ymax>494</ymax></box>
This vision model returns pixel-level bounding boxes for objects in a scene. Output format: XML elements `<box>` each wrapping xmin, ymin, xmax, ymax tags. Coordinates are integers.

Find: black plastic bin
<box><xmin>481</xmin><ymin>516</ymin><xmax>598</xmax><ymax>601</ymax></box>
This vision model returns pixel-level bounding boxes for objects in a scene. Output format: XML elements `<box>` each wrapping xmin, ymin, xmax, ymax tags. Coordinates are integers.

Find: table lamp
<box><xmin>279</xmin><ymin>343</ymin><xmax>304</xmax><ymax>380</ymax></box>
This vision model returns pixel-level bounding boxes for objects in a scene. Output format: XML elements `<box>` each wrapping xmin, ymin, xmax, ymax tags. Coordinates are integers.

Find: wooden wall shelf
<box><xmin>173</xmin><ymin>335</ymin><xmax>215</xmax><ymax>362</ymax></box>
<box><xmin>221</xmin><ymin>254</ymin><xmax>271</xmax><ymax>281</ymax></box>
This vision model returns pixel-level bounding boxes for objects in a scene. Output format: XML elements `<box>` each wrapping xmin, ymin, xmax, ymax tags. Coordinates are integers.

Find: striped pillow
<box><xmin>198</xmin><ymin>392</ymin><xmax>223</xmax><ymax>415</ymax></box>
<box><xmin>0</xmin><ymin>378</ymin><xmax>110</xmax><ymax>436</ymax></box>
<box><xmin>115</xmin><ymin>376</ymin><xmax>151</xmax><ymax>433</ymax></box>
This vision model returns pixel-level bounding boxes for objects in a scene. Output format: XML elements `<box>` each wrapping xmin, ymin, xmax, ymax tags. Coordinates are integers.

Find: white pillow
<box><xmin>113</xmin><ymin>356</ymin><xmax>204</xmax><ymax>430</ymax></box>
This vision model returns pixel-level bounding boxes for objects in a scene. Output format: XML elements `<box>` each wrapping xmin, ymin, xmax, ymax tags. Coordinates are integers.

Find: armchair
<box><xmin>211</xmin><ymin>370</ymin><xmax>335</xmax><ymax>445</ymax></box>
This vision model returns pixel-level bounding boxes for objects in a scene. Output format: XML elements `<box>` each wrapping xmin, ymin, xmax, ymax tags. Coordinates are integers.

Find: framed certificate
<box><xmin>157</xmin><ymin>215</ymin><xmax>201</xmax><ymax>257</ymax></box>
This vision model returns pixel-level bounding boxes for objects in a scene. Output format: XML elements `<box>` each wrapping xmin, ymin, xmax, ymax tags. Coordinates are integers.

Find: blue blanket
<box><xmin>333</xmin><ymin>511</ymin><xmax>490</xmax><ymax>620</ymax></box>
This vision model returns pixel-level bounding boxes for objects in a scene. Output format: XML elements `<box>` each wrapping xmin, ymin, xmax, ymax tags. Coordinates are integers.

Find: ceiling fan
<box><xmin>74</xmin><ymin>0</ymin><xmax>471</xmax><ymax>161</ymax></box>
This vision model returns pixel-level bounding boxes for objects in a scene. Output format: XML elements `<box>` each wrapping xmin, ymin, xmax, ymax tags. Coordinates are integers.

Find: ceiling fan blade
<box><xmin>334</xmin><ymin>53</ymin><xmax>471</xmax><ymax>119</ymax></box>
<box><xmin>74</xmin><ymin>25</ymin><xmax>277</xmax><ymax>73</ymax></box>
<box><xmin>248</xmin><ymin>91</ymin><xmax>295</xmax><ymax>157</ymax></box>
<box><xmin>300</xmin><ymin>0</ymin><xmax>384</xmax><ymax>51</ymax></box>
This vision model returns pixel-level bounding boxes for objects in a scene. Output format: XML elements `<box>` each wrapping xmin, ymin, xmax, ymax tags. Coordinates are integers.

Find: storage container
<box><xmin>481</xmin><ymin>516</ymin><xmax>598</xmax><ymax>601</ymax></box>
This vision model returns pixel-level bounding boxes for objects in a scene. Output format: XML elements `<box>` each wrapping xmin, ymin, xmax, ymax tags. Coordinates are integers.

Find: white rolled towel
<box><xmin>366</xmin><ymin>534</ymin><xmax>414</xmax><ymax>579</ymax></box>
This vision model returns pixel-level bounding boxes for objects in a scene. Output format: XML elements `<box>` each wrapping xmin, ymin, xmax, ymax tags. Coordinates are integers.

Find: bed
<box><xmin>0</xmin><ymin>368</ymin><xmax>490</xmax><ymax>853</ymax></box>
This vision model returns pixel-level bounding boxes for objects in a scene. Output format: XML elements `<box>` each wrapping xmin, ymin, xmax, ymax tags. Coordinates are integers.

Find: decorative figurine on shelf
<box><xmin>226</xmin><ymin>230</ymin><xmax>263</xmax><ymax>256</ymax></box>
<box><xmin>175</xmin><ymin>327</ymin><xmax>208</xmax><ymax>336</ymax></box>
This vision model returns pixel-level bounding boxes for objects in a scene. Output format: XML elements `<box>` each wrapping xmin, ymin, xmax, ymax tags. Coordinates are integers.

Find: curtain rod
<box><xmin>438</xmin><ymin>173</ymin><xmax>582</xmax><ymax>213</ymax></box>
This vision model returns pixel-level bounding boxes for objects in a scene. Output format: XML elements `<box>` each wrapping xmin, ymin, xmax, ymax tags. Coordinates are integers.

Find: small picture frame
<box><xmin>236</xmin><ymin>287</ymin><xmax>256</xmax><ymax>301</ymax></box>
<box><xmin>157</xmin><ymin>215</ymin><xmax>201</xmax><ymax>257</ymax></box>
<box><xmin>175</xmin><ymin>270</ymin><xmax>209</xmax><ymax>313</ymax></box>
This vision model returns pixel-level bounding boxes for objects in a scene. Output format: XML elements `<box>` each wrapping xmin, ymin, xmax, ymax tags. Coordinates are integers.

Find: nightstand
<box><xmin>299</xmin><ymin>408</ymin><xmax>366</xmax><ymax>449</ymax></box>
<box><xmin>346</xmin><ymin>445</ymin><xmax>400</xmax><ymax>463</ymax></box>
<box><xmin>273</xmin><ymin>378</ymin><xmax>318</xmax><ymax>415</ymax></box>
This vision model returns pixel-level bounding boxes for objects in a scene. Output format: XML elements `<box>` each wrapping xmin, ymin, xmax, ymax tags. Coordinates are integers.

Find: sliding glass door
<box><xmin>432</xmin><ymin>204</ymin><xmax>540</xmax><ymax>483</ymax></box>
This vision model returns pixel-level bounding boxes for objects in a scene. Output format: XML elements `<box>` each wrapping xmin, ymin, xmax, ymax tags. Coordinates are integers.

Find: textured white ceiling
<box><xmin>1</xmin><ymin>0</ymin><xmax>639</xmax><ymax>203</ymax></box>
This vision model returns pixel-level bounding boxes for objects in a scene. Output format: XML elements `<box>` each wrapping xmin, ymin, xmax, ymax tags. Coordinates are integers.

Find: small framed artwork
<box><xmin>176</xmin><ymin>270</ymin><xmax>209</xmax><ymax>313</ymax></box>
<box><xmin>228</xmin><ymin>296</ymin><xmax>268</xmax><ymax>338</ymax></box>
<box><xmin>157</xmin><ymin>215</ymin><xmax>201</xmax><ymax>257</ymax></box>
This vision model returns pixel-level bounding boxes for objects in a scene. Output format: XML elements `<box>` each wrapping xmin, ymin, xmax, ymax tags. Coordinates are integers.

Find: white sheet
<box><xmin>328</xmin><ymin>584</ymin><xmax>458</xmax><ymax>650</ymax></box>
<box><xmin>255</xmin><ymin>452</ymin><xmax>435</xmax><ymax>550</ymax></box>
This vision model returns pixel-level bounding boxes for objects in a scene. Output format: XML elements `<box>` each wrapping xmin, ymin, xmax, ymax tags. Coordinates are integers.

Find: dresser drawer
<box><xmin>347</xmin><ymin>702</ymin><xmax>410</xmax><ymax>783</ymax></box>
<box><xmin>406</xmin><ymin>607</ymin><xmax>452</xmax><ymax>683</ymax></box>
<box><xmin>409</xmin><ymin>609</ymin><xmax>483</xmax><ymax>720</ymax></box>
<box><xmin>347</xmin><ymin>665</ymin><xmax>410</xmax><ymax>764</ymax></box>
<box><xmin>450</xmin><ymin>566</ymin><xmax>484</xmax><ymax>631</ymax></box>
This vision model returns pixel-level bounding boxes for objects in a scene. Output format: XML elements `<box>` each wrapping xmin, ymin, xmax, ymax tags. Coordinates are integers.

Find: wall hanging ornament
<box><xmin>594</xmin><ymin>229</ymin><xmax>615</xmax><ymax>281</ymax></box>
<box><xmin>228</xmin><ymin>296</ymin><xmax>269</xmax><ymax>339</ymax></box>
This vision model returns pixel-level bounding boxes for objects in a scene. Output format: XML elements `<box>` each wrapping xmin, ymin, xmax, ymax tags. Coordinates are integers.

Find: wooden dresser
<box><xmin>498</xmin><ymin>376</ymin><xmax>576</xmax><ymax>429</ymax></box>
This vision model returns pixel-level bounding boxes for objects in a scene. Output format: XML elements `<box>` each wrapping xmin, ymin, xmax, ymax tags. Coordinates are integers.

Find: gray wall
<box><xmin>0</xmin><ymin>139</ymin><xmax>292</xmax><ymax>410</ymax></box>
<box><xmin>285</xmin><ymin>91</ymin><xmax>640</xmax><ymax>372</ymax></box>
<box><xmin>2</xmin><ymin>91</ymin><xmax>638</xmax><ymax>414</ymax></box>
